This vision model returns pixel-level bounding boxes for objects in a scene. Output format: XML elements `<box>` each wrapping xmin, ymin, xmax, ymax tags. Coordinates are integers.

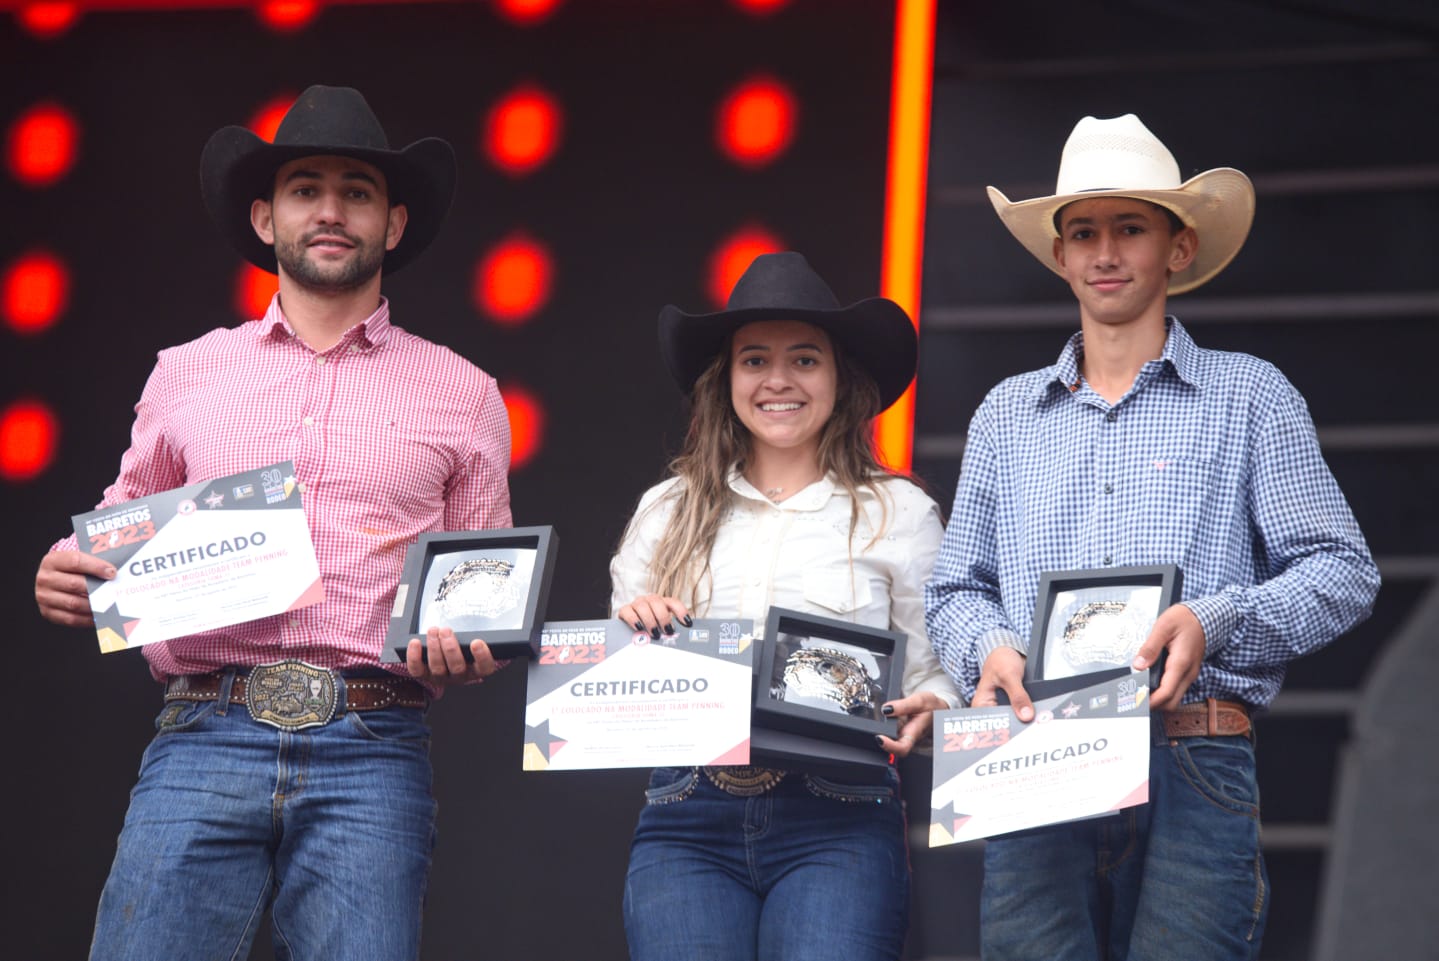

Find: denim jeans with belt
<box><xmin>623</xmin><ymin>766</ymin><xmax>911</xmax><ymax>961</ymax></box>
<box><xmin>89</xmin><ymin>683</ymin><xmax>436</xmax><ymax>961</ymax></box>
<box><xmin>980</xmin><ymin>735</ymin><xmax>1269</xmax><ymax>961</ymax></box>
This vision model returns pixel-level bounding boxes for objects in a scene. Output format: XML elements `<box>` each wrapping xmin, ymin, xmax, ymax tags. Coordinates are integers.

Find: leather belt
<box><xmin>165</xmin><ymin>660</ymin><xmax>427</xmax><ymax>731</ymax></box>
<box><xmin>1162</xmin><ymin>698</ymin><xmax>1251</xmax><ymax>738</ymax></box>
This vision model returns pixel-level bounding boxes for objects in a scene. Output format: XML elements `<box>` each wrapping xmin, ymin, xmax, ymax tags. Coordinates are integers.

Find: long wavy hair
<box><xmin>643</xmin><ymin>329</ymin><xmax>900</xmax><ymax>610</ymax></box>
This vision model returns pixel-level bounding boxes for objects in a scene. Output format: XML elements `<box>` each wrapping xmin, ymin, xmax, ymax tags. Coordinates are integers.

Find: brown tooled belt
<box><xmin>164</xmin><ymin>660</ymin><xmax>427</xmax><ymax>731</ymax></box>
<box><xmin>1161</xmin><ymin>698</ymin><xmax>1251</xmax><ymax>738</ymax></box>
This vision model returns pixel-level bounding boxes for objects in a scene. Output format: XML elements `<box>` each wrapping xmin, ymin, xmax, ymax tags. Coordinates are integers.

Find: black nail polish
<box><xmin>681</xmin><ymin>615</ymin><xmax>693</xmax><ymax>627</ymax></box>
<box><xmin>881</xmin><ymin>704</ymin><xmax>895</xmax><ymax>716</ymax></box>
<box><xmin>650</xmin><ymin>626</ymin><xmax>661</xmax><ymax>640</ymax></box>
<box><xmin>662</xmin><ymin>623</ymin><xmax>675</xmax><ymax>636</ymax></box>
<box><xmin>633</xmin><ymin>621</ymin><xmax>645</xmax><ymax>632</ymax></box>
<box><xmin>874</xmin><ymin>735</ymin><xmax>886</xmax><ymax>749</ymax></box>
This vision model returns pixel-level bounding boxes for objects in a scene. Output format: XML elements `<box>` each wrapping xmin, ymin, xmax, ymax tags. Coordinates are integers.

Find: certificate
<box><xmin>71</xmin><ymin>461</ymin><xmax>323</xmax><ymax>653</ymax></box>
<box><xmin>522</xmin><ymin>618</ymin><xmax>754</xmax><ymax>771</ymax></box>
<box><xmin>928</xmin><ymin>672</ymin><xmax>1152</xmax><ymax>846</ymax></box>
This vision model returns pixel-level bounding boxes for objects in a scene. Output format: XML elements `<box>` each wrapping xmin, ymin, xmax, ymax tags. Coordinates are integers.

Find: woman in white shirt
<box><xmin>611</xmin><ymin>252</ymin><xmax>960</xmax><ymax>961</ymax></box>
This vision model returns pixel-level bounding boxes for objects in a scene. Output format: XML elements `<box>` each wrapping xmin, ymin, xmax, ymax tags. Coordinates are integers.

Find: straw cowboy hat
<box><xmin>200</xmin><ymin>84</ymin><xmax>456</xmax><ymax>275</ymax></box>
<box><xmin>658</xmin><ymin>251</ymin><xmax>917</xmax><ymax>412</ymax></box>
<box><xmin>987</xmin><ymin>114</ymin><xmax>1254</xmax><ymax>294</ymax></box>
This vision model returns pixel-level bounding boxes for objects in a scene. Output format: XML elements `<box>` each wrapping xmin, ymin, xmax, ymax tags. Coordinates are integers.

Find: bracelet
<box><xmin>780</xmin><ymin>647</ymin><xmax>878</xmax><ymax>716</ymax></box>
<box><xmin>1060</xmin><ymin>600</ymin><xmax>1144</xmax><ymax>667</ymax></box>
<box><xmin>435</xmin><ymin>558</ymin><xmax>521</xmax><ymax>620</ymax></box>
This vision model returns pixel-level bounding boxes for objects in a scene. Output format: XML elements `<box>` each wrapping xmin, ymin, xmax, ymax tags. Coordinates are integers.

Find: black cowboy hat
<box><xmin>658</xmin><ymin>252</ymin><xmax>917</xmax><ymax>411</ymax></box>
<box><xmin>199</xmin><ymin>84</ymin><xmax>456</xmax><ymax>275</ymax></box>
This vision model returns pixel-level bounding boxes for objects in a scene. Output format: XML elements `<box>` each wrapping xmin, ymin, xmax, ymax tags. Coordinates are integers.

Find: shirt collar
<box><xmin>1160</xmin><ymin>316</ymin><xmax>1204</xmax><ymax>388</ymax></box>
<box><xmin>1033</xmin><ymin>315</ymin><xmax>1202</xmax><ymax>405</ymax></box>
<box><xmin>255</xmin><ymin>294</ymin><xmax>393</xmax><ymax>350</ymax></box>
<box><xmin>728</xmin><ymin>468</ymin><xmax>838</xmax><ymax>511</ymax></box>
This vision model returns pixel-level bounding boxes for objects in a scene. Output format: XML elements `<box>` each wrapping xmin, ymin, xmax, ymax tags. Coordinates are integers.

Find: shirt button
<box><xmin>302</xmin><ymin>416</ymin><xmax>314</xmax><ymax>426</ymax></box>
<box><xmin>316</xmin><ymin>356</ymin><xmax>327</xmax><ymax>366</ymax></box>
<box><xmin>298</xmin><ymin>482</ymin><xmax>309</xmax><ymax>493</ymax></box>
<box><xmin>1102</xmin><ymin>555</ymin><xmax>1113</xmax><ymax>565</ymax></box>
<box><xmin>1106</xmin><ymin>411</ymin><xmax>1117</xmax><ymax>422</ymax></box>
<box><xmin>1103</xmin><ymin>483</ymin><xmax>1114</xmax><ymax>494</ymax></box>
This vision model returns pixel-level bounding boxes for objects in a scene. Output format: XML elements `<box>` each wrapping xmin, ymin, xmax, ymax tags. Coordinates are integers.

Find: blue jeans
<box><xmin>980</xmin><ymin>735</ymin><xmax>1268</xmax><ymax>961</ymax></box>
<box><xmin>90</xmin><ymin>690</ymin><xmax>436</xmax><ymax>961</ymax></box>
<box><xmin>623</xmin><ymin>767</ymin><xmax>911</xmax><ymax>961</ymax></box>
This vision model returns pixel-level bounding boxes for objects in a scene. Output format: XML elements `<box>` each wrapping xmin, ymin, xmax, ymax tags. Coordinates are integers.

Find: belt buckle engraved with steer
<box><xmin>247</xmin><ymin>660</ymin><xmax>337</xmax><ymax>730</ymax></box>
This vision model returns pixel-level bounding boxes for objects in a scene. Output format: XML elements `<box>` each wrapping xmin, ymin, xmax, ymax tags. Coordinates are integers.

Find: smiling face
<box><xmin>728</xmin><ymin>319</ymin><xmax>837</xmax><ymax>460</ymax></box>
<box><xmin>250</xmin><ymin>154</ymin><xmax>408</xmax><ymax>294</ymax></box>
<box><xmin>1052</xmin><ymin>196</ymin><xmax>1197</xmax><ymax>330</ymax></box>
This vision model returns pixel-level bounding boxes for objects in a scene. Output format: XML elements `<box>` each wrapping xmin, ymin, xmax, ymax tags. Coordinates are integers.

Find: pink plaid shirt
<box><xmin>55</xmin><ymin>296</ymin><xmax>513</xmax><ymax>685</ymax></box>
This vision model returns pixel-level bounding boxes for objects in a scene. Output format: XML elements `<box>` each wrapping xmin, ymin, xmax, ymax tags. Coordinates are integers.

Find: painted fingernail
<box><xmin>650</xmin><ymin>627</ymin><xmax>660</xmax><ymax>640</ymax></box>
<box><xmin>662</xmin><ymin>623</ymin><xmax>675</xmax><ymax>636</ymax></box>
<box><xmin>634</xmin><ymin>621</ymin><xmax>645</xmax><ymax>632</ymax></box>
<box><xmin>881</xmin><ymin>704</ymin><xmax>895</xmax><ymax>716</ymax></box>
<box><xmin>681</xmin><ymin>615</ymin><xmax>693</xmax><ymax>627</ymax></box>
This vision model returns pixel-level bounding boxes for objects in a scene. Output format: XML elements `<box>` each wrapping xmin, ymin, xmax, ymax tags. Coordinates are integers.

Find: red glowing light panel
<box><xmin>6</xmin><ymin>102</ymin><xmax>80</xmax><ymax>187</ymax></box>
<box><xmin>484</xmin><ymin>86</ymin><xmax>563</xmax><ymax>176</ymax></box>
<box><xmin>493</xmin><ymin>0</ymin><xmax>562</xmax><ymax>25</ymax></box>
<box><xmin>473</xmin><ymin>236</ymin><xmax>553</xmax><ymax>325</ymax></box>
<box><xmin>729</xmin><ymin>0</ymin><xmax>790</xmax><ymax>14</ymax></box>
<box><xmin>18</xmin><ymin>1</ymin><xmax>81</xmax><ymax>37</ymax></box>
<box><xmin>257</xmin><ymin>0</ymin><xmax>319</xmax><ymax>32</ymax></box>
<box><xmin>0</xmin><ymin>399</ymin><xmax>60</xmax><ymax>482</ymax></box>
<box><xmin>500</xmin><ymin>383</ymin><xmax>545</xmax><ymax>469</ymax></box>
<box><xmin>249</xmin><ymin>93</ymin><xmax>298</xmax><ymax>141</ymax></box>
<box><xmin>716</xmin><ymin>76</ymin><xmax>797</xmax><ymax>168</ymax></box>
<box><xmin>235</xmin><ymin>264</ymin><xmax>278</xmax><ymax>320</ymax></box>
<box><xmin>707</xmin><ymin>226</ymin><xmax>784</xmax><ymax>307</ymax></box>
<box><xmin>2</xmin><ymin>251</ymin><xmax>70</xmax><ymax>334</ymax></box>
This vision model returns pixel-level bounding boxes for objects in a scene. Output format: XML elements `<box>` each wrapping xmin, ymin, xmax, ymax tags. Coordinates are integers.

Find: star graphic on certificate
<box><xmin>203</xmin><ymin>490</ymin><xmax>225</xmax><ymax>509</ymax></box>
<box><xmin>526</xmin><ymin>717</ymin><xmax>568</xmax><ymax>761</ymax></box>
<box><xmin>1061</xmin><ymin>700</ymin><xmax>1081</xmax><ymax>718</ymax></box>
<box><xmin>94</xmin><ymin>602</ymin><xmax>134</xmax><ymax>639</ymax></box>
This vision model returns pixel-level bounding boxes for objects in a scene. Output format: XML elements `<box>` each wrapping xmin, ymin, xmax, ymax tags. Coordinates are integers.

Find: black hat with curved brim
<box><xmin>199</xmin><ymin>85</ymin><xmax>456</xmax><ymax>275</ymax></box>
<box><xmin>658</xmin><ymin>252</ymin><xmax>917</xmax><ymax>412</ymax></box>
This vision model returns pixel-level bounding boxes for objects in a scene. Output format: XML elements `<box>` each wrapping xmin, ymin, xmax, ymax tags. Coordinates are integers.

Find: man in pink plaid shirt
<box><xmin>34</xmin><ymin>85</ymin><xmax>510</xmax><ymax>961</ymax></box>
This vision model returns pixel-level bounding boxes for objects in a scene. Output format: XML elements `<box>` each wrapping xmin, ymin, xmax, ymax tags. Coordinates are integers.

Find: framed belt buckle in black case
<box><xmin>750</xmin><ymin>606</ymin><xmax>906</xmax><ymax>774</ymax></box>
<box><xmin>382</xmin><ymin>526</ymin><xmax>558</xmax><ymax>662</ymax></box>
<box><xmin>1018</xmin><ymin>564</ymin><xmax>1182</xmax><ymax>700</ymax></box>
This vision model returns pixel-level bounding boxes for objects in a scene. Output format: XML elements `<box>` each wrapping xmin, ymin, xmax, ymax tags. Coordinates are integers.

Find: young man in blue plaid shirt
<box><xmin>924</xmin><ymin>114</ymin><xmax>1379</xmax><ymax>960</ymax></box>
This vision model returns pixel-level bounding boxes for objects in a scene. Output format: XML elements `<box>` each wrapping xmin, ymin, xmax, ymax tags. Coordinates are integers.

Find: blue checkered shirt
<box><xmin>924</xmin><ymin>318</ymin><xmax>1379</xmax><ymax>708</ymax></box>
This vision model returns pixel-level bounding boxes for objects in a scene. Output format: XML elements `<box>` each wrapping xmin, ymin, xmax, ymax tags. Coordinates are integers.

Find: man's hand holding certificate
<box><xmin>71</xmin><ymin>461</ymin><xmax>323</xmax><ymax>652</ymax></box>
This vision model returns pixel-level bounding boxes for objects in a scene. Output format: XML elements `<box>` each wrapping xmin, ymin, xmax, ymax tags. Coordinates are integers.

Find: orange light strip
<box><xmin>875</xmin><ymin>0</ymin><xmax>935</xmax><ymax>473</ymax></box>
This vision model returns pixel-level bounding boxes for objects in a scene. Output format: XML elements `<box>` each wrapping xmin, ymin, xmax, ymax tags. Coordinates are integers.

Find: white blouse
<box><xmin>610</xmin><ymin>470</ymin><xmax>961</xmax><ymax>708</ymax></box>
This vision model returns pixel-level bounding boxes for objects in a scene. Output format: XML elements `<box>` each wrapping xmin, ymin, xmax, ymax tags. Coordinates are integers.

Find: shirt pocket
<box><xmin>801</xmin><ymin>566</ymin><xmax>875</xmax><ymax>618</ymax></box>
<box><xmin>330</xmin><ymin>411</ymin><xmax>450</xmax><ymax>517</ymax></box>
<box><xmin>1126</xmin><ymin>455</ymin><xmax>1212</xmax><ymax>562</ymax></box>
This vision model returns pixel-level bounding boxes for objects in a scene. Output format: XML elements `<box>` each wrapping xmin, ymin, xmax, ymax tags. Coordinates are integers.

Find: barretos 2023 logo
<box><xmin>538</xmin><ymin>625</ymin><xmax>608</xmax><ymax>666</ymax></box>
<box><xmin>83</xmin><ymin>506</ymin><xmax>157</xmax><ymax>555</ymax></box>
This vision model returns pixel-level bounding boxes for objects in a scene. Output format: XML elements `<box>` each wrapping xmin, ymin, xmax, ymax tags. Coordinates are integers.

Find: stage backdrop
<box><xmin>3</xmin><ymin>3</ymin><xmax>900</xmax><ymax>959</ymax></box>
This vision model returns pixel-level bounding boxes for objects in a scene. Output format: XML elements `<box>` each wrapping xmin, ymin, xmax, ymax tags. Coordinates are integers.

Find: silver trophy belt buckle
<box><xmin>244</xmin><ymin>660</ymin><xmax>338</xmax><ymax>731</ymax></box>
